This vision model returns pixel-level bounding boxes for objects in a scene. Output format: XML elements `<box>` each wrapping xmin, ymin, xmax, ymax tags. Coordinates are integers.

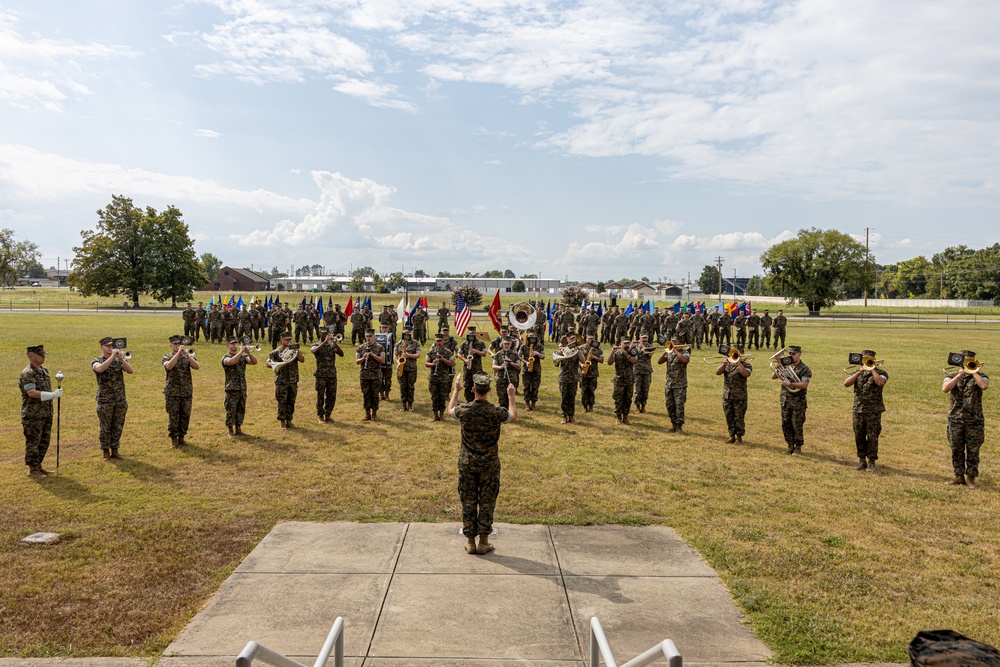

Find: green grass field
<box><xmin>1</xmin><ymin>313</ymin><xmax>998</xmax><ymax>663</ymax></box>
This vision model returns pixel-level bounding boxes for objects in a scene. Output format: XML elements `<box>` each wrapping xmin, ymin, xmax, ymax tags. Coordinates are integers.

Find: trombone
<box><xmin>845</xmin><ymin>354</ymin><xmax>883</xmax><ymax>373</ymax></box>
<box><xmin>944</xmin><ymin>352</ymin><xmax>983</xmax><ymax>375</ymax></box>
<box><xmin>664</xmin><ymin>340</ymin><xmax>691</xmax><ymax>353</ymax></box>
<box><xmin>704</xmin><ymin>345</ymin><xmax>753</xmax><ymax>365</ymax></box>
<box><xmin>769</xmin><ymin>347</ymin><xmax>801</xmax><ymax>392</ymax></box>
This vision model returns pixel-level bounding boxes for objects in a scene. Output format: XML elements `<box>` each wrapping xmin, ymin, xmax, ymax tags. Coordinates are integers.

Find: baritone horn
<box><xmin>507</xmin><ymin>302</ymin><xmax>537</xmax><ymax>331</ymax></box>
<box><xmin>770</xmin><ymin>348</ymin><xmax>800</xmax><ymax>392</ymax></box>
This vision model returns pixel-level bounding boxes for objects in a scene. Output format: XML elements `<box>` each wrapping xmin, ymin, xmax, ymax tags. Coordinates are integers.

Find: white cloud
<box><xmin>194</xmin><ymin>128</ymin><xmax>222</xmax><ymax>138</ymax></box>
<box><xmin>331</xmin><ymin>78</ymin><xmax>417</xmax><ymax>111</ymax></box>
<box><xmin>0</xmin><ymin>10</ymin><xmax>136</xmax><ymax>112</ymax></box>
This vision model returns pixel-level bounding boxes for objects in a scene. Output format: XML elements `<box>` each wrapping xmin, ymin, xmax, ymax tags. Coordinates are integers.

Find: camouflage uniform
<box><xmin>93</xmin><ymin>355</ymin><xmax>128</xmax><ymax>451</ymax></box>
<box><xmin>611</xmin><ymin>347</ymin><xmax>635</xmax><ymax>419</ymax></box>
<box><xmin>195</xmin><ymin>305</ymin><xmax>208</xmax><ymax>341</ymax></box>
<box><xmin>222</xmin><ymin>308</ymin><xmax>236</xmax><ymax>339</ymax></box>
<box><xmin>492</xmin><ymin>348</ymin><xmax>521</xmax><ymax>410</ymax></box>
<box><xmin>293</xmin><ymin>307</ymin><xmax>309</xmax><ymax>344</ymax></box>
<box><xmin>746</xmin><ymin>312</ymin><xmax>760</xmax><ymax>349</ymax></box>
<box><xmin>358</xmin><ymin>341</ymin><xmax>385</xmax><ymax>414</ymax></box>
<box><xmin>350</xmin><ymin>310</ymin><xmax>365</xmax><ymax>345</ymax></box>
<box><xmin>676</xmin><ymin>316</ymin><xmax>693</xmax><ymax>346</ymax></box>
<box><xmin>759</xmin><ymin>313</ymin><xmax>773</xmax><ymax>348</ymax></box>
<box><xmin>19</xmin><ymin>363</ymin><xmax>53</xmax><ymax>467</ymax></box>
<box><xmin>691</xmin><ymin>312</ymin><xmax>706</xmax><ymax>348</ymax></box>
<box><xmin>312</xmin><ymin>339</ymin><xmax>342</xmax><ymax>420</ymax></box>
<box><xmin>663</xmin><ymin>348</ymin><xmax>690</xmax><ymax>428</ymax></box>
<box><xmin>269</xmin><ymin>308</ymin><xmax>286</xmax><ymax>349</ymax></box>
<box><xmin>182</xmin><ymin>306</ymin><xmax>197</xmax><ymax>338</ymax></box>
<box><xmin>394</xmin><ymin>337</ymin><xmax>421</xmax><ymax>408</ymax></box>
<box><xmin>779</xmin><ymin>361</ymin><xmax>812</xmax><ymax>452</ymax></box>
<box><xmin>451</xmin><ymin>399</ymin><xmax>511</xmax><ymax>537</ymax></box>
<box><xmin>632</xmin><ymin>345</ymin><xmax>654</xmax><ymax>411</ymax></box>
<box><xmin>237</xmin><ymin>307</ymin><xmax>253</xmax><ymax>339</ymax></box>
<box><xmin>946</xmin><ymin>371</ymin><xmax>988</xmax><ymax>479</ymax></box>
<box><xmin>733</xmin><ymin>314</ymin><xmax>747</xmax><ymax>347</ymax></box>
<box><xmin>222</xmin><ymin>351</ymin><xmax>250</xmax><ymax>428</ymax></box>
<box><xmin>426</xmin><ymin>344</ymin><xmax>455</xmax><ymax>414</ymax></box>
<box><xmin>208</xmin><ymin>307</ymin><xmax>223</xmax><ymax>343</ymax></box>
<box><xmin>411</xmin><ymin>308</ymin><xmax>428</xmax><ymax>344</ymax></box>
<box><xmin>708</xmin><ymin>310</ymin><xmax>722</xmax><ymax>346</ymax></box>
<box><xmin>582</xmin><ymin>310</ymin><xmax>600</xmax><ymax>339</ymax></box>
<box><xmin>556</xmin><ymin>346</ymin><xmax>582</xmax><ymax>420</ymax></box>
<box><xmin>852</xmin><ymin>369</ymin><xmax>887</xmax><ymax>462</ymax></box>
<box><xmin>773</xmin><ymin>314</ymin><xmax>787</xmax><ymax>349</ymax></box>
<box><xmin>722</xmin><ymin>361</ymin><xmax>752</xmax><ymax>438</ymax></box>
<box><xmin>379</xmin><ymin>331</ymin><xmax>396</xmax><ymax>398</ymax></box>
<box><xmin>163</xmin><ymin>351</ymin><xmax>194</xmax><ymax>439</ymax></box>
<box><xmin>437</xmin><ymin>306</ymin><xmax>450</xmax><ymax>333</ymax></box>
<box><xmin>717</xmin><ymin>312</ymin><xmax>732</xmax><ymax>344</ymax></box>
<box><xmin>519</xmin><ymin>339</ymin><xmax>544</xmax><ymax>407</ymax></box>
<box><xmin>578</xmin><ymin>341</ymin><xmax>602</xmax><ymax>411</ymax></box>
<box><xmin>459</xmin><ymin>337</ymin><xmax>488</xmax><ymax>402</ymax></box>
<box><xmin>269</xmin><ymin>346</ymin><xmax>300</xmax><ymax>424</ymax></box>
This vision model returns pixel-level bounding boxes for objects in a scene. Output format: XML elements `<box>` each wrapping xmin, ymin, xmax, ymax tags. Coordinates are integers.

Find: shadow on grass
<box><xmin>36</xmin><ymin>474</ymin><xmax>104</xmax><ymax>504</ymax></box>
<box><xmin>246</xmin><ymin>435</ymin><xmax>299</xmax><ymax>454</ymax></box>
<box><xmin>113</xmin><ymin>457</ymin><xmax>179</xmax><ymax>485</ymax></box>
<box><xmin>182</xmin><ymin>443</ymin><xmax>244</xmax><ymax>465</ymax></box>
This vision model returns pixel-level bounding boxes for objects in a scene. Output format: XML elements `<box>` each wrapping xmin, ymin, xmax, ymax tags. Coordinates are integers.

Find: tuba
<box><xmin>507</xmin><ymin>302</ymin><xmax>537</xmax><ymax>331</ymax></box>
<box><xmin>769</xmin><ymin>348</ymin><xmax>801</xmax><ymax>392</ymax></box>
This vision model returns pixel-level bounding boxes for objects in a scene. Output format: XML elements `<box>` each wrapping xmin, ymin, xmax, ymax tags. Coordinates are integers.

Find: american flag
<box><xmin>455</xmin><ymin>294</ymin><xmax>472</xmax><ymax>337</ymax></box>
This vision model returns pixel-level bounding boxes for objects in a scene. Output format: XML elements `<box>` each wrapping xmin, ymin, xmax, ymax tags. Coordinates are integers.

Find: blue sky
<box><xmin>1</xmin><ymin>0</ymin><xmax>998</xmax><ymax>281</ymax></box>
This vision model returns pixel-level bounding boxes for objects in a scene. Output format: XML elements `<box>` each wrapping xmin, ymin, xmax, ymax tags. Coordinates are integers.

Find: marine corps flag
<box><xmin>487</xmin><ymin>290</ymin><xmax>503</xmax><ymax>334</ymax></box>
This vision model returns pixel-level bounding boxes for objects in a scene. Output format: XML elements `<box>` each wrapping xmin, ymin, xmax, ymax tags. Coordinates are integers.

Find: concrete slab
<box><xmin>363</xmin><ymin>660</ymin><xmax>584</xmax><ymax>667</ymax></box>
<box><xmin>157</xmin><ymin>657</ymin><xmax>366</xmax><ymax>667</ymax></box>
<box><xmin>396</xmin><ymin>523</ymin><xmax>558</xmax><ymax>575</ymax></box>
<box><xmin>165</xmin><ymin>573</ymin><xmax>389</xmax><ymax>658</ymax></box>
<box><xmin>0</xmin><ymin>662</ymin><xmax>146</xmax><ymax>667</ymax></box>
<box><xmin>550</xmin><ymin>525</ymin><xmax>714</xmax><ymax>577</ymax></box>
<box><xmin>565</xmin><ymin>575</ymin><xmax>772</xmax><ymax>663</ymax></box>
<box><xmin>369</xmin><ymin>574</ymin><xmax>580</xmax><ymax>661</ymax></box>
<box><xmin>235</xmin><ymin>521</ymin><xmax>406</xmax><ymax>573</ymax></box>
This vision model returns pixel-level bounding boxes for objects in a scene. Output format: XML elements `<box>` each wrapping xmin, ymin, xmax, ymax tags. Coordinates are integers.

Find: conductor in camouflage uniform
<box><xmin>357</xmin><ymin>329</ymin><xmax>386</xmax><ymax>421</ymax></box>
<box><xmin>578</xmin><ymin>333</ymin><xmax>603</xmax><ymax>412</ymax></box>
<box><xmin>942</xmin><ymin>350</ymin><xmax>989</xmax><ymax>487</ymax></box>
<box><xmin>311</xmin><ymin>328</ymin><xmax>344</xmax><ymax>422</ymax></box>
<box><xmin>716</xmin><ymin>344</ymin><xmax>751</xmax><ymax>444</ymax></box>
<box><xmin>519</xmin><ymin>331</ymin><xmax>544</xmax><ymax>410</ymax></box>
<box><xmin>94</xmin><ymin>336</ymin><xmax>133</xmax><ymax>459</ymax></box>
<box><xmin>844</xmin><ymin>349</ymin><xmax>887</xmax><ymax>471</ymax></box>
<box><xmin>448</xmin><ymin>372</ymin><xmax>517</xmax><ymax>555</ymax></box>
<box><xmin>657</xmin><ymin>336</ymin><xmax>691</xmax><ymax>432</ymax></box>
<box><xmin>772</xmin><ymin>344</ymin><xmax>811</xmax><ymax>454</ymax></box>
<box><xmin>267</xmin><ymin>332</ymin><xmax>305</xmax><ymax>428</ymax></box>
<box><xmin>394</xmin><ymin>327</ymin><xmax>421</xmax><ymax>411</ymax></box>
<box><xmin>411</xmin><ymin>305</ymin><xmax>428</xmax><ymax>345</ymax></box>
<box><xmin>609</xmin><ymin>338</ymin><xmax>636</xmax><ymax>424</ymax></box>
<box><xmin>223</xmin><ymin>336</ymin><xmax>257</xmax><ymax>436</ymax></box>
<box><xmin>426</xmin><ymin>333</ymin><xmax>455</xmax><ymax>420</ymax></box>
<box><xmin>458</xmin><ymin>326</ymin><xmax>489</xmax><ymax>402</ymax></box>
<box><xmin>746</xmin><ymin>309</ymin><xmax>760</xmax><ymax>349</ymax></box>
<box><xmin>20</xmin><ymin>344</ymin><xmax>60</xmax><ymax>478</ymax></box>
<box><xmin>163</xmin><ymin>335</ymin><xmax>200</xmax><ymax>447</ymax></box>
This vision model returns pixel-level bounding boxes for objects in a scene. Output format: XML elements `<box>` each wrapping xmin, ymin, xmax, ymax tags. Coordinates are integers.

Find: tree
<box><xmin>453</xmin><ymin>284</ymin><xmax>483</xmax><ymax>308</ymax></box>
<box><xmin>697</xmin><ymin>264</ymin><xmax>721</xmax><ymax>294</ymax></box>
<box><xmin>482</xmin><ymin>269</ymin><xmax>503</xmax><ymax>278</ymax></box>
<box><xmin>347</xmin><ymin>271</ymin><xmax>366</xmax><ymax>292</ymax></box>
<box><xmin>386</xmin><ymin>272</ymin><xmax>407</xmax><ymax>290</ymax></box>
<box><xmin>596</xmin><ymin>281</ymin><xmax>606</xmax><ymax>293</ymax></box>
<box><xmin>759</xmin><ymin>228</ymin><xmax>871</xmax><ymax>313</ymax></box>
<box><xmin>372</xmin><ymin>272</ymin><xmax>387</xmax><ymax>293</ymax></box>
<box><xmin>746</xmin><ymin>275</ymin><xmax>767</xmax><ymax>296</ymax></box>
<box><xmin>561</xmin><ymin>285</ymin><xmax>586</xmax><ymax>307</ymax></box>
<box><xmin>23</xmin><ymin>260</ymin><xmax>46</xmax><ymax>279</ymax></box>
<box><xmin>268</xmin><ymin>266</ymin><xmax>288</xmax><ymax>279</ymax></box>
<box><xmin>944</xmin><ymin>244</ymin><xmax>1000</xmax><ymax>302</ymax></box>
<box><xmin>355</xmin><ymin>266</ymin><xmax>376</xmax><ymax>277</ymax></box>
<box><xmin>414</xmin><ymin>268</ymin><xmax>428</xmax><ymax>278</ymax></box>
<box><xmin>145</xmin><ymin>205</ymin><xmax>208</xmax><ymax>307</ymax></box>
<box><xmin>889</xmin><ymin>256</ymin><xmax>933</xmax><ymax>298</ymax></box>
<box><xmin>70</xmin><ymin>196</ymin><xmax>206</xmax><ymax>307</ymax></box>
<box><xmin>0</xmin><ymin>228</ymin><xmax>40</xmax><ymax>287</ymax></box>
<box><xmin>511</xmin><ymin>280</ymin><xmax>526</xmax><ymax>292</ymax></box>
<box><xmin>200</xmin><ymin>252</ymin><xmax>222</xmax><ymax>280</ymax></box>
<box><xmin>504</xmin><ymin>269</ymin><xmax>515</xmax><ymax>278</ymax></box>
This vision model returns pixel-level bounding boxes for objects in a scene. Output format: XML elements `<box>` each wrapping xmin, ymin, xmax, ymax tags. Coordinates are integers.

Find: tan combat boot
<box><xmin>477</xmin><ymin>535</ymin><xmax>495</xmax><ymax>555</ymax></box>
<box><xmin>854</xmin><ymin>459</ymin><xmax>867</xmax><ymax>470</ymax></box>
<box><xmin>465</xmin><ymin>536</ymin><xmax>477</xmax><ymax>555</ymax></box>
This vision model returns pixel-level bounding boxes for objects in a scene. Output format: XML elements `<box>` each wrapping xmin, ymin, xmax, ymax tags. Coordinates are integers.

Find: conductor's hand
<box><xmin>454</xmin><ymin>375</ymin><xmax>464</xmax><ymax>390</ymax></box>
<box><xmin>506</xmin><ymin>382</ymin><xmax>515</xmax><ymax>398</ymax></box>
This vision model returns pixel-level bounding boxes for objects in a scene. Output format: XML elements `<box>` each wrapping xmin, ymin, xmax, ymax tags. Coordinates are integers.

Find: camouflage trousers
<box><xmin>780</xmin><ymin>402</ymin><xmax>806</xmax><ymax>448</ymax></box>
<box><xmin>852</xmin><ymin>412</ymin><xmax>882</xmax><ymax>460</ymax></box>
<box><xmin>361</xmin><ymin>376</ymin><xmax>381</xmax><ymax>411</ymax></box>
<box><xmin>497</xmin><ymin>379</ymin><xmax>512</xmax><ymax>410</ymax></box>
<box><xmin>774</xmin><ymin>330</ymin><xmax>786</xmax><ymax>349</ymax></box>
<box><xmin>210</xmin><ymin>322</ymin><xmax>224</xmax><ymax>343</ymax></box>
<box><xmin>184</xmin><ymin>322</ymin><xmax>196</xmax><ymax>339</ymax></box>
<box><xmin>723</xmin><ymin>398</ymin><xmax>748</xmax><ymax>437</ymax></box>
<box><xmin>381</xmin><ymin>366</ymin><xmax>393</xmax><ymax>395</ymax></box>
<box><xmin>633</xmin><ymin>374</ymin><xmax>651</xmax><ymax>408</ymax></box>
<box><xmin>717</xmin><ymin>327</ymin><xmax>731</xmax><ymax>344</ymax></box>
<box><xmin>275</xmin><ymin>382</ymin><xmax>298</xmax><ymax>422</ymax></box>
<box><xmin>225</xmin><ymin>390</ymin><xmax>246</xmax><ymax>427</ymax></box>
<box><xmin>237</xmin><ymin>322</ymin><xmax>251</xmax><ymax>339</ymax></box>
<box><xmin>294</xmin><ymin>324</ymin><xmax>309</xmax><ymax>344</ymax></box>
<box><xmin>665</xmin><ymin>385</ymin><xmax>687</xmax><ymax>425</ymax></box>
<box><xmin>97</xmin><ymin>399</ymin><xmax>128</xmax><ymax>450</ymax></box>
<box><xmin>316</xmin><ymin>376</ymin><xmax>337</xmax><ymax>417</ymax></box>
<box><xmin>197</xmin><ymin>322</ymin><xmax>208</xmax><ymax>342</ymax></box>
<box><xmin>735</xmin><ymin>329</ymin><xmax>746</xmax><ymax>346</ymax></box>
<box><xmin>579</xmin><ymin>374</ymin><xmax>597</xmax><ymax>409</ymax></box>
<box><xmin>613</xmin><ymin>376</ymin><xmax>633</xmax><ymax>416</ymax></box>
<box><xmin>693</xmin><ymin>327</ymin><xmax>704</xmax><ymax>348</ymax></box>
<box><xmin>748</xmin><ymin>329</ymin><xmax>759</xmax><ymax>349</ymax></box>
<box><xmin>428</xmin><ymin>376</ymin><xmax>451</xmax><ymax>412</ymax></box>
<box><xmin>948</xmin><ymin>418</ymin><xmax>984</xmax><ymax>478</ymax></box>
<box><xmin>351</xmin><ymin>327</ymin><xmax>364</xmax><ymax>345</ymax></box>
<box><xmin>762</xmin><ymin>328</ymin><xmax>772</xmax><ymax>347</ymax></box>
<box><xmin>165</xmin><ymin>395</ymin><xmax>192</xmax><ymax>438</ymax></box>
<box><xmin>398</xmin><ymin>370</ymin><xmax>416</xmax><ymax>406</ymax></box>
<box><xmin>559</xmin><ymin>380</ymin><xmax>578</xmax><ymax>418</ymax></box>
<box><xmin>414</xmin><ymin>325</ymin><xmax>427</xmax><ymax>345</ymax></box>
<box><xmin>23</xmin><ymin>417</ymin><xmax>52</xmax><ymax>466</ymax></box>
<box><xmin>458</xmin><ymin>458</ymin><xmax>501</xmax><ymax>537</ymax></box>
<box><xmin>522</xmin><ymin>371</ymin><xmax>541</xmax><ymax>405</ymax></box>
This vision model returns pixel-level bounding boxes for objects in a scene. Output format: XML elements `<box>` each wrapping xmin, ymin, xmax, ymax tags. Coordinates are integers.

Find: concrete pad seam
<box><xmin>361</xmin><ymin>522</ymin><xmax>410</xmax><ymax>660</ymax></box>
<box><xmin>547</xmin><ymin>525</ymin><xmax>585</xmax><ymax>662</ymax></box>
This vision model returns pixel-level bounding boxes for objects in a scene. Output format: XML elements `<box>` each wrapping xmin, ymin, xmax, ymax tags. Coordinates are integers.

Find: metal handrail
<box><xmin>236</xmin><ymin>616</ymin><xmax>344</xmax><ymax>667</ymax></box>
<box><xmin>590</xmin><ymin>616</ymin><xmax>682</xmax><ymax>667</ymax></box>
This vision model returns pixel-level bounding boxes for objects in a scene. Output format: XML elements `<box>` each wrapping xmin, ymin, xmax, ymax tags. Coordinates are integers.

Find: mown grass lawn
<box><xmin>1</xmin><ymin>314</ymin><xmax>997</xmax><ymax>663</ymax></box>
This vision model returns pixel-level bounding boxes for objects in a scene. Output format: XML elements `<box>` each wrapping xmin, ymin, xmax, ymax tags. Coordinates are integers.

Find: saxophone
<box><xmin>582</xmin><ymin>346</ymin><xmax>594</xmax><ymax>376</ymax></box>
<box><xmin>526</xmin><ymin>343</ymin><xmax>536</xmax><ymax>373</ymax></box>
<box><xmin>397</xmin><ymin>344</ymin><xmax>405</xmax><ymax>378</ymax></box>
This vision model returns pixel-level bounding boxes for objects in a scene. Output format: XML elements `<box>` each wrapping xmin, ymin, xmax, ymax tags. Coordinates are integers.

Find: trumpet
<box><xmin>769</xmin><ymin>348</ymin><xmax>801</xmax><ymax>392</ymax></box>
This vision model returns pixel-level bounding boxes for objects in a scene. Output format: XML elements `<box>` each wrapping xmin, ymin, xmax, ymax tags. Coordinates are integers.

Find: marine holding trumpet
<box><xmin>771</xmin><ymin>345</ymin><xmax>810</xmax><ymax>455</ymax></box>
<box><xmin>94</xmin><ymin>336</ymin><xmax>133</xmax><ymax>458</ymax></box>
<box><xmin>942</xmin><ymin>349</ymin><xmax>989</xmax><ymax>487</ymax></box>
<box><xmin>357</xmin><ymin>328</ymin><xmax>386</xmax><ymax>421</ymax></box>
<box><xmin>844</xmin><ymin>350</ymin><xmax>887</xmax><ymax>471</ymax></box>
<box><xmin>394</xmin><ymin>327</ymin><xmax>421</xmax><ymax>412</ymax></box>
<box><xmin>715</xmin><ymin>344</ymin><xmax>751</xmax><ymax>444</ymax></box>
<box><xmin>657</xmin><ymin>337</ymin><xmax>691</xmax><ymax>432</ymax></box>
<box><xmin>312</xmin><ymin>328</ymin><xmax>344</xmax><ymax>423</ymax></box>
<box><xmin>267</xmin><ymin>332</ymin><xmax>304</xmax><ymax>428</ymax></box>
<box><xmin>223</xmin><ymin>336</ymin><xmax>258</xmax><ymax>436</ymax></box>
<box><xmin>163</xmin><ymin>335</ymin><xmax>200</xmax><ymax>447</ymax></box>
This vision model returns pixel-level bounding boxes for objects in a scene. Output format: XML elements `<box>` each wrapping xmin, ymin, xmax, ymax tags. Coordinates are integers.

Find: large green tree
<box><xmin>0</xmin><ymin>228</ymin><xmax>40</xmax><ymax>287</ymax></box>
<box><xmin>70</xmin><ymin>195</ymin><xmax>206</xmax><ymax>308</ymax></box>
<box><xmin>942</xmin><ymin>244</ymin><xmax>1000</xmax><ymax>302</ymax></box>
<box><xmin>200</xmin><ymin>252</ymin><xmax>222</xmax><ymax>280</ymax></box>
<box><xmin>759</xmin><ymin>228</ymin><xmax>871</xmax><ymax>313</ymax></box>
<box><xmin>697</xmin><ymin>264</ymin><xmax>721</xmax><ymax>294</ymax></box>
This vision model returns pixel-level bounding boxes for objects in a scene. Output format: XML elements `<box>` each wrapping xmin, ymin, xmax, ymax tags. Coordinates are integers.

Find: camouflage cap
<box><xmin>99</xmin><ymin>336</ymin><xmax>114</xmax><ymax>346</ymax></box>
<box><xmin>862</xmin><ymin>349</ymin><xmax>876</xmax><ymax>357</ymax></box>
<box><xmin>280</xmin><ymin>331</ymin><xmax>293</xmax><ymax>340</ymax></box>
<box><xmin>467</xmin><ymin>326</ymin><xmax>477</xmax><ymax>332</ymax></box>
<box><xmin>26</xmin><ymin>344</ymin><xmax>46</xmax><ymax>356</ymax></box>
<box><xmin>227</xmin><ymin>337</ymin><xmax>239</xmax><ymax>344</ymax></box>
<box><xmin>472</xmin><ymin>373</ymin><xmax>491</xmax><ymax>391</ymax></box>
<box><xmin>365</xmin><ymin>328</ymin><xmax>375</xmax><ymax>335</ymax></box>
<box><xmin>169</xmin><ymin>335</ymin><xmax>182</xmax><ymax>344</ymax></box>
<box><xmin>441</xmin><ymin>324</ymin><xmax>450</xmax><ymax>331</ymax></box>
<box><xmin>434</xmin><ymin>333</ymin><xmax>445</xmax><ymax>340</ymax></box>
<box><xmin>501</xmin><ymin>336</ymin><xmax>513</xmax><ymax>344</ymax></box>
<box><xmin>787</xmin><ymin>345</ymin><xmax>802</xmax><ymax>353</ymax></box>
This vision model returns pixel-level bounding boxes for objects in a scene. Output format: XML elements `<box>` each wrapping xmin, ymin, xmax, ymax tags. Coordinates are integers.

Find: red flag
<box><xmin>487</xmin><ymin>290</ymin><xmax>502</xmax><ymax>334</ymax></box>
<box><xmin>344</xmin><ymin>296</ymin><xmax>354</xmax><ymax>319</ymax></box>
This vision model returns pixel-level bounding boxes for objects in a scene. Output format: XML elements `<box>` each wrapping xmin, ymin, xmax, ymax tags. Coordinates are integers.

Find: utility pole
<box><xmin>863</xmin><ymin>227</ymin><xmax>869</xmax><ymax>308</ymax></box>
<box><xmin>733</xmin><ymin>269</ymin><xmax>737</xmax><ymax>298</ymax></box>
<box><xmin>716</xmin><ymin>256</ymin><xmax>724</xmax><ymax>301</ymax></box>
